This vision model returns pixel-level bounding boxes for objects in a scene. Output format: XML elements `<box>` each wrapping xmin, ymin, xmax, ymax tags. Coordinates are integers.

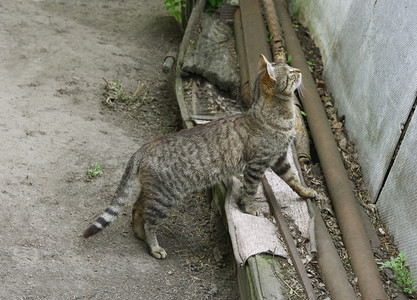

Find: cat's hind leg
<box><xmin>132</xmin><ymin>195</ymin><xmax>145</xmax><ymax>241</ymax></box>
<box><xmin>143</xmin><ymin>221</ymin><xmax>167</xmax><ymax>259</ymax></box>
<box><xmin>141</xmin><ymin>189</ymin><xmax>175</xmax><ymax>259</ymax></box>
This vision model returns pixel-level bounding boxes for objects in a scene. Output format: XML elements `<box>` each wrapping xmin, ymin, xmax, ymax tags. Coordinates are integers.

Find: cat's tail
<box><xmin>83</xmin><ymin>147</ymin><xmax>146</xmax><ymax>238</ymax></box>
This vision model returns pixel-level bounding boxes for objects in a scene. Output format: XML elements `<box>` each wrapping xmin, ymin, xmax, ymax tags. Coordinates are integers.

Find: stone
<box><xmin>182</xmin><ymin>13</ymin><xmax>239</xmax><ymax>92</ymax></box>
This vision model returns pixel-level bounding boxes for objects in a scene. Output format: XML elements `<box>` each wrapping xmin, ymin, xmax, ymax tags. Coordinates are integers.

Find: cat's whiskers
<box><xmin>297</xmin><ymin>81</ymin><xmax>305</xmax><ymax>99</ymax></box>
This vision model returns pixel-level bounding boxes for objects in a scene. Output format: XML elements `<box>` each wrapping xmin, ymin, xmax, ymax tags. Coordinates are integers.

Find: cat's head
<box><xmin>257</xmin><ymin>54</ymin><xmax>302</xmax><ymax>97</ymax></box>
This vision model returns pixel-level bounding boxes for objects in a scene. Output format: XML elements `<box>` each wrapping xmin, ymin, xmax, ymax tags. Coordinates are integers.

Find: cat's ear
<box><xmin>258</xmin><ymin>54</ymin><xmax>276</xmax><ymax>82</ymax></box>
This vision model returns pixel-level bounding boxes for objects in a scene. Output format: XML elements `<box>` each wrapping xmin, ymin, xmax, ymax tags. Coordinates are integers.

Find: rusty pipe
<box><xmin>162</xmin><ymin>49</ymin><xmax>178</xmax><ymax>73</ymax></box>
<box><xmin>262</xmin><ymin>0</ymin><xmax>311</xmax><ymax>166</ymax></box>
<box><xmin>274</xmin><ymin>1</ymin><xmax>387</xmax><ymax>299</ymax></box>
<box><xmin>292</xmin><ymin>144</ymin><xmax>357</xmax><ymax>300</ymax></box>
<box><xmin>262</xmin><ymin>0</ymin><xmax>286</xmax><ymax>62</ymax></box>
<box><xmin>293</xmin><ymin>136</ymin><xmax>355</xmax><ymax>299</ymax></box>
<box><xmin>313</xmin><ymin>204</ymin><xmax>357</xmax><ymax>299</ymax></box>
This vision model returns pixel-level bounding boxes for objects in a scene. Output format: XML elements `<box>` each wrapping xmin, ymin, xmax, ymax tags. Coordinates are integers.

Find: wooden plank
<box><xmin>237</xmin><ymin>255</ymin><xmax>286</xmax><ymax>300</ymax></box>
<box><xmin>248</xmin><ymin>255</ymin><xmax>286</xmax><ymax>300</ymax></box>
<box><xmin>237</xmin><ymin>264</ymin><xmax>256</xmax><ymax>300</ymax></box>
<box><xmin>174</xmin><ymin>0</ymin><xmax>207</xmax><ymax>129</ymax></box>
<box><xmin>262</xmin><ymin>177</ymin><xmax>316</xmax><ymax>300</ymax></box>
<box><xmin>239</xmin><ymin>0</ymin><xmax>272</xmax><ymax>102</ymax></box>
<box><xmin>234</xmin><ymin>8</ymin><xmax>251</xmax><ymax>106</ymax></box>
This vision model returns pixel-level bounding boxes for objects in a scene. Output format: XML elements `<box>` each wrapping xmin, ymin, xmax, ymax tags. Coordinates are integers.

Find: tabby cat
<box><xmin>83</xmin><ymin>55</ymin><xmax>317</xmax><ymax>259</ymax></box>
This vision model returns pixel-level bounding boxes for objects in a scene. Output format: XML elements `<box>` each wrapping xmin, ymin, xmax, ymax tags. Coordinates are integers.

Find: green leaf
<box><xmin>267</xmin><ymin>32</ymin><xmax>274</xmax><ymax>42</ymax></box>
<box><xmin>306</xmin><ymin>61</ymin><xmax>316</xmax><ymax>66</ymax></box>
<box><xmin>165</xmin><ymin>0</ymin><xmax>186</xmax><ymax>25</ymax></box>
<box><xmin>287</xmin><ymin>55</ymin><xmax>292</xmax><ymax>64</ymax></box>
<box><xmin>380</xmin><ymin>253</ymin><xmax>417</xmax><ymax>294</ymax></box>
<box><xmin>88</xmin><ymin>163</ymin><xmax>103</xmax><ymax>177</ymax></box>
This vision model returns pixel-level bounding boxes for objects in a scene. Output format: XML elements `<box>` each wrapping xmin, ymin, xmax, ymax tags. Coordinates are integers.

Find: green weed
<box><xmin>87</xmin><ymin>163</ymin><xmax>104</xmax><ymax>178</ymax></box>
<box><xmin>206</xmin><ymin>0</ymin><xmax>222</xmax><ymax>12</ymax></box>
<box><xmin>267</xmin><ymin>31</ymin><xmax>274</xmax><ymax>43</ymax></box>
<box><xmin>103</xmin><ymin>79</ymin><xmax>144</xmax><ymax>108</ymax></box>
<box><xmin>380</xmin><ymin>252</ymin><xmax>416</xmax><ymax>295</ymax></box>
<box><xmin>111</xmin><ymin>81</ymin><xmax>130</xmax><ymax>102</ymax></box>
<box><xmin>165</xmin><ymin>0</ymin><xmax>186</xmax><ymax>32</ymax></box>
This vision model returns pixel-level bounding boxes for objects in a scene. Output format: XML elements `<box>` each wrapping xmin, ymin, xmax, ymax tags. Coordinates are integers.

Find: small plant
<box><xmin>111</xmin><ymin>81</ymin><xmax>130</xmax><ymax>102</ymax></box>
<box><xmin>287</xmin><ymin>54</ymin><xmax>292</xmax><ymax>64</ymax></box>
<box><xmin>87</xmin><ymin>163</ymin><xmax>104</xmax><ymax>178</ymax></box>
<box><xmin>132</xmin><ymin>83</ymin><xmax>148</xmax><ymax>107</ymax></box>
<box><xmin>380</xmin><ymin>252</ymin><xmax>416</xmax><ymax>295</ymax></box>
<box><xmin>267</xmin><ymin>31</ymin><xmax>274</xmax><ymax>43</ymax></box>
<box><xmin>206</xmin><ymin>0</ymin><xmax>222</xmax><ymax>12</ymax></box>
<box><xmin>165</xmin><ymin>0</ymin><xmax>186</xmax><ymax>33</ymax></box>
<box><xmin>103</xmin><ymin>79</ymin><xmax>144</xmax><ymax>108</ymax></box>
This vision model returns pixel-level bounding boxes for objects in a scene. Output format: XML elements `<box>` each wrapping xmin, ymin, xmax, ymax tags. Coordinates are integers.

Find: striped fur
<box><xmin>83</xmin><ymin>55</ymin><xmax>317</xmax><ymax>259</ymax></box>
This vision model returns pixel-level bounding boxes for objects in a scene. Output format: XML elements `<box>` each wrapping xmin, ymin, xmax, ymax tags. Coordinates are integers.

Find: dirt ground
<box><xmin>0</xmin><ymin>1</ymin><xmax>238</xmax><ymax>299</ymax></box>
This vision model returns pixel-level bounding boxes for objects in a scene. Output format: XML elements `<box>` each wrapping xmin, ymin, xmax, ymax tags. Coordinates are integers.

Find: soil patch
<box><xmin>0</xmin><ymin>1</ymin><xmax>238</xmax><ymax>299</ymax></box>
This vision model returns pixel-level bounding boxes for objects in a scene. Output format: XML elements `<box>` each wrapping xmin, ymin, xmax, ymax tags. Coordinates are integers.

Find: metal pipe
<box><xmin>262</xmin><ymin>0</ymin><xmax>311</xmax><ymax>166</ymax></box>
<box><xmin>313</xmin><ymin>204</ymin><xmax>357</xmax><ymax>299</ymax></box>
<box><xmin>262</xmin><ymin>0</ymin><xmax>286</xmax><ymax>62</ymax></box>
<box><xmin>162</xmin><ymin>49</ymin><xmax>178</xmax><ymax>74</ymax></box>
<box><xmin>293</xmin><ymin>143</ymin><xmax>356</xmax><ymax>299</ymax></box>
<box><xmin>274</xmin><ymin>1</ymin><xmax>387</xmax><ymax>299</ymax></box>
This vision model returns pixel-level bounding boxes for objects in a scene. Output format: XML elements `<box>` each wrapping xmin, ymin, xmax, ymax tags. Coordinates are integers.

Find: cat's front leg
<box><xmin>272</xmin><ymin>153</ymin><xmax>317</xmax><ymax>199</ymax></box>
<box><xmin>239</xmin><ymin>163</ymin><xmax>268</xmax><ymax>216</ymax></box>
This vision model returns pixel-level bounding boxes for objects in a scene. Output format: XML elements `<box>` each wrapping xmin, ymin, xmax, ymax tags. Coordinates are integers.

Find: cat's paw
<box><xmin>299</xmin><ymin>187</ymin><xmax>318</xmax><ymax>199</ymax></box>
<box><xmin>150</xmin><ymin>246</ymin><xmax>167</xmax><ymax>259</ymax></box>
<box><xmin>238</xmin><ymin>196</ymin><xmax>262</xmax><ymax>216</ymax></box>
<box><xmin>240</xmin><ymin>203</ymin><xmax>261</xmax><ymax>216</ymax></box>
<box><xmin>244</xmin><ymin>206</ymin><xmax>261</xmax><ymax>216</ymax></box>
